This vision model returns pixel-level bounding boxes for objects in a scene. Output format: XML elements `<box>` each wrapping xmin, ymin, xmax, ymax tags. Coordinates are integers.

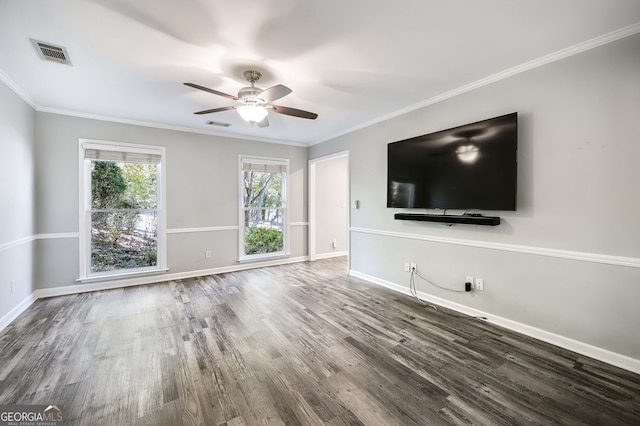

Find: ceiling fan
<box><xmin>184</xmin><ymin>70</ymin><xmax>318</xmax><ymax>127</ymax></box>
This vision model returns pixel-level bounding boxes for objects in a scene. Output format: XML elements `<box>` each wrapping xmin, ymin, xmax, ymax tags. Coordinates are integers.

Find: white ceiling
<box><xmin>1</xmin><ymin>1</ymin><xmax>640</xmax><ymax>146</ymax></box>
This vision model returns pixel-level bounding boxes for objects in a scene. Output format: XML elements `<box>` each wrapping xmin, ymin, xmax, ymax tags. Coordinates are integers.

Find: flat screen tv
<box><xmin>387</xmin><ymin>112</ymin><xmax>517</xmax><ymax>211</ymax></box>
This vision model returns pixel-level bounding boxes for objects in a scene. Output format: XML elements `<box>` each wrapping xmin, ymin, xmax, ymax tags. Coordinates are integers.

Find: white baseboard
<box><xmin>0</xmin><ymin>293</ymin><xmax>37</xmax><ymax>331</ymax></box>
<box><xmin>7</xmin><ymin>258</ymin><xmax>637</xmax><ymax>375</ymax></box>
<box><xmin>314</xmin><ymin>251</ymin><xmax>348</xmax><ymax>260</ymax></box>
<box><xmin>349</xmin><ymin>269</ymin><xmax>640</xmax><ymax>375</ymax></box>
<box><xmin>35</xmin><ymin>256</ymin><xmax>309</xmax><ymax>299</ymax></box>
<box><xmin>2</xmin><ymin>256</ymin><xmax>309</xmax><ymax>332</ymax></box>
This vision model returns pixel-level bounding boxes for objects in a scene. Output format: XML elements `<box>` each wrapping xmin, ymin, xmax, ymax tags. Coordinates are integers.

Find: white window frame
<box><xmin>238</xmin><ymin>155</ymin><xmax>290</xmax><ymax>263</ymax></box>
<box><xmin>78</xmin><ymin>138</ymin><xmax>167</xmax><ymax>282</ymax></box>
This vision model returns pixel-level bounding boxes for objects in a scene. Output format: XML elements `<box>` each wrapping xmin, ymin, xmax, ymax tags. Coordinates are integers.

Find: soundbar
<box><xmin>394</xmin><ymin>213</ymin><xmax>500</xmax><ymax>226</ymax></box>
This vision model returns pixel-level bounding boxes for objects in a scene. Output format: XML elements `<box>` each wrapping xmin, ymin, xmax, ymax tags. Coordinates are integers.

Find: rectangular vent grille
<box><xmin>31</xmin><ymin>39</ymin><xmax>72</xmax><ymax>65</ymax></box>
<box><xmin>206</xmin><ymin>121</ymin><xmax>231</xmax><ymax>127</ymax></box>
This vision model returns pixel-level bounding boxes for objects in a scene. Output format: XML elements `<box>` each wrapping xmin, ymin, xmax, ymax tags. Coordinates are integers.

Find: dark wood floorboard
<box><xmin>1</xmin><ymin>257</ymin><xmax>639</xmax><ymax>425</ymax></box>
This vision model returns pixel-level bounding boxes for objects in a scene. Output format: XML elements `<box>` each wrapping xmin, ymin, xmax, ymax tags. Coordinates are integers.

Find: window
<box><xmin>79</xmin><ymin>139</ymin><xmax>166</xmax><ymax>280</ymax></box>
<box><xmin>239</xmin><ymin>156</ymin><xmax>288</xmax><ymax>261</ymax></box>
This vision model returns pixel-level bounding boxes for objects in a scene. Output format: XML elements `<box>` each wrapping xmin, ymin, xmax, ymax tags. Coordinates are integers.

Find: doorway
<box><xmin>308</xmin><ymin>151</ymin><xmax>349</xmax><ymax>269</ymax></box>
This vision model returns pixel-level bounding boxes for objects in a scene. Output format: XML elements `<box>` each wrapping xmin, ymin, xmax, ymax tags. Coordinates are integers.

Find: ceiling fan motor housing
<box><xmin>244</xmin><ymin>70</ymin><xmax>261</xmax><ymax>82</ymax></box>
<box><xmin>238</xmin><ymin>86</ymin><xmax>264</xmax><ymax>104</ymax></box>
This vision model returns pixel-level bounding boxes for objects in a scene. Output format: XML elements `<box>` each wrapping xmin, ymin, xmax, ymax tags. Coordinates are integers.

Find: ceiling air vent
<box><xmin>206</xmin><ymin>120</ymin><xmax>231</xmax><ymax>127</ymax></box>
<box><xmin>31</xmin><ymin>39</ymin><xmax>72</xmax><ymax>65</ymax></box>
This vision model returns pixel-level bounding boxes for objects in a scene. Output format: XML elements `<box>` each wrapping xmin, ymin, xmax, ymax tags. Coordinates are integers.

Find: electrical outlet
<box><xmin>466</xmin><ymin>276</ymin><xmax>474</xmax><ymax>285</ymax></box>
<box><xmin>475</xmin><ymin>278</ymin><xmax>484</xmax><ymax>291</ymax></box>
<box><xmin>410</xmin><ymin>263</ymin><xmax>417</xmax><ymax>271</ymax></box>
<box><xmin>404</xmin><ymin>262</ymin><xmax>410</xmax><ymax>272</ymax></box>
<box><xmin>205</xmin><ymin>250</ymin><xmax>212</xmax><ymax>259</ymax></box>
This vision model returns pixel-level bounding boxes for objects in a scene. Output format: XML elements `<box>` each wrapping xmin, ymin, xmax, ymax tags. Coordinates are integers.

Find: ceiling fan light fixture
<box><xmin>237</xmin><ymin>104</ymin><xmax>268</xmax><ymax>124</ymax></box>
<box><xmin>185</xmin><ymin>70</ymin><xmax>316</xmax><ymax>127</ymax></box>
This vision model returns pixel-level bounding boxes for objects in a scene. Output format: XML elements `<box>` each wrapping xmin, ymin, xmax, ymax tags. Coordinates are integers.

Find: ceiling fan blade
<box><xmin>259</xmin><ymin>84</ymin><xmax>292</xmax><ymax>103</ymax></box>
<box><xmin>184</xmin><ymin>83</ymin><xmax>239</xmax><ymax>101</ymax></box>
<box><xmin>193</xmin><ymin>106</ymin><xmax>236</xmax><ymax>115</ymax></box>
<box><xmin>257</xmin><ymin>117</ymin><xmax>270</xmax><ymax>128</ymax></box>
<box><xmin>271</xmin><ymin>105</ymin><xmax>318</xmax><ymax>120</ymax></box>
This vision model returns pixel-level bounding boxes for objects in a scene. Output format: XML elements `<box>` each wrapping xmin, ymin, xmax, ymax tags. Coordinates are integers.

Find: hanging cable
<box><xmin>409</xmin><ymin>266</ymin><xmax>487</xmax><ymax>320</ymax></box>
<box><xmin>414</xmin><ymin>269</ymin><xmax>467</xmax><ymax>293</ymax></box>
<box><xmin>409</xmin><ymin>267</ymin><xmax>438</xmax><ymax>310</ymax></box>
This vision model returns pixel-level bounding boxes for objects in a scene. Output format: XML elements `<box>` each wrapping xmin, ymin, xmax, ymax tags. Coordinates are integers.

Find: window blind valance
<box><xmin>84</xmin><ymin>149</ymin><xmax>161</xmax><ymax>164</ymax></box>
<box><xmin>241</xmin><ymin>157</ymin><xmax>288</xmax><ymax>173</ymax></box>
<box><xmin>81</xmin><ymin>140</ymin><xmax>164</xmax><ymax>165</ymax></box>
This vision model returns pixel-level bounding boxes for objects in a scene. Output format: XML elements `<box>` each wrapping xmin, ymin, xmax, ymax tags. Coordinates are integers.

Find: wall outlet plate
<box><xmin>404</xmin><ymin>262</ymin><xmax>410</xmax><ymax>272</ymax></box>
<box><xmin>475</xmin><ymin>278</ymin><xmax>484</xmax><ymax>291</ymax></box>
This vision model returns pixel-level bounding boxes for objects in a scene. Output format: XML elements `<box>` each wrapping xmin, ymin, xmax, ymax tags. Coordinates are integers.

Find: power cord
<box><xmin>414</xmin><ymin>268</ymin><xmax>467</xmax><ymax>293</ymax></box>
<box><xmin>409</xmin><ymin>266</ymin><xmax>487</xmax><ymax>320</ymax></box>
<box><xmin>409</xmin><ymin>267</ymin><xmax>438</xmax><ymax>310</ymax></box>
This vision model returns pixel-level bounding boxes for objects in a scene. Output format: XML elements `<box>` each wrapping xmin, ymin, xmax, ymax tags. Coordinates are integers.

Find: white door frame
<box><xmin>308</xmin><ymin>150</ymin><xmax>350</xmax><ymax>265</ymax></box>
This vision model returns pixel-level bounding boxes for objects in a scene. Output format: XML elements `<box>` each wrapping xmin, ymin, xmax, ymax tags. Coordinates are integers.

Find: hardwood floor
<box><xmin>1</xmin><ymin>257</ymin><xmax>639</xmax><ymax>425</ymax></box>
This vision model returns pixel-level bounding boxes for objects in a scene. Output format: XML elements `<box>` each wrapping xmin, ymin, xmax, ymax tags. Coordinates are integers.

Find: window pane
<box><xmin>91</xmin><ymin>211</ymin><xmax>157</xmax><ymax>273</ymax></box>
<box><xmin>90</xmin><ymin>159</ymin><xmax>158</xmax><ymax>273</ymax></box>
<box><xmin>91</xmin><ymin>161</ymin><xmax>157</xmax><ymax>209</ymax></box>
<box><xmin>243</xmin><ymin>171</ymin><xmax>283</xmax><ymax>208</ymax></box>
<box><xmin>239</xmin><ymin>156</ymin><xmax>287</xmax><ymax>259</ymax></box>
<box><xmin>91</xmin><ymin>161</ymin><xmax>127</xmax><ymax>209</ymax></box>
<box><xmin>244</xmin><ymin>208</ymin><xmax>283</xmax><ymax>255</ymax></box>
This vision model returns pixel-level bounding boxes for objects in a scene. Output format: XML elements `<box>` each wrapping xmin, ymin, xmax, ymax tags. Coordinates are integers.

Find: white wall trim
<box><xmin>1</xmin><ymin>255</ymin><xmax>309</xmax><ymax>334</ymax></box>
<box><xmin>349</xmin><ymin>269</ymin><xmax>640</xmax><ymax>375</ymax></box>
<box><xmin>167</xmin><ymin>226</ymin><xmax>239</xmax><ymax>234</ymax></box>
<box><xmin>5</xmin><ymin>23</ymin><xmax>639</xmax><ymax>149</ymax></box>
<box><xmin>290</xmin><ymin>221</ymin><xmax>309</xmax><ymax>227</ymax></box>
<box><xmin>313</xmin><ymin>22</ymin><xmax>640</xmax><ymax>145</ymax></box>
<box><xmin>351</xmin><ymin>227</ymin><xmax>640</xmax><ymax>269</ymax></box>
<box><xmin>0</xmin><ymin>293</ymin><xmax>37</xmax><ymax>331</ymax></box>
<box><xmin>3</xmin><ymin>254</ymin><xmax>637</xmax><ymax>374</ymax></box>
<box><xmin>0</xmin><ymin>236</ymin><xmax>35</xmax><ymax>252</ymax></box>
<box><xmin>35</xmin><ymin>232</ymin><xmax>79</xmax><ymax>240</ymax></box>
<box><xmin>37</xmin><ymin>106</ymin><xmax>307</xmax><ymax>147</ymax></box>
<box><xmin>166</xmin><ymin>224</ymin><xmax>307</xmax><ymax>234</ymax></box>
<box><xmin>34</xmin><ymin>255</ymin><xmax>309</xmax><ymax>299</ymax></box>
<box><xmin>314</xmin><ymin>251</ymin><xmax>348</xmax><ymax>260</ymax></box>
<box><xmin>0</xmin><ymin>68</ymin><xmax>37</xmax><ymax>109</ymax></box>
<box><xmin>1</xmin><ymin>233</ymin><xmax>82</xmax><ymax>252</ymax></box>
<box><xmin>310</xmin><ymin>150</ymin><xmax>352</xmax><ymax>163</ymax></box>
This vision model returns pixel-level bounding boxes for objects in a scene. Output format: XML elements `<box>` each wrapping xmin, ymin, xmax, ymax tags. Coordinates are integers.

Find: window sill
<box><xmin>77</xmin><ymin>267</ymin><xmax>169</xmax><ymax>283</ymax></box>
<box><xmin>237</xmin><ymin>253</ymin><xmax>291</xmax><ymax>264</ymax></box>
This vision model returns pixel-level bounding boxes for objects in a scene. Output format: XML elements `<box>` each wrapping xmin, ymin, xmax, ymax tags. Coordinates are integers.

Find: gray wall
<box><xmin>314</xmin><ymin>156</ymin><xmax>348</xmax><ymax>255</ymax></box>
<box><xmin>310</xmin><ymin>33</ymin><xmax>640</xmax><ymax>359</ymax></box>
<box><xmin>33</xmin><ymin>113</ymin><xmax>309</xmax><ymax>289</ymax></box>
<box><xmin>0</xmin><ymin>82</ymin><xmax>36</xmax><ymax>321</ymax></box>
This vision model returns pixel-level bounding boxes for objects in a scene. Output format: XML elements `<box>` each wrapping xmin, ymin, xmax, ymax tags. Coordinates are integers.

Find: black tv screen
<box><xmin>387</xmin><ymin>112</ymin><xmax>517</xmax><ymax>211</ymax></box>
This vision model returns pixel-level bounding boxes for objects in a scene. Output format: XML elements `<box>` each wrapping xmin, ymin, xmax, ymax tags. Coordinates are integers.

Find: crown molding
<box><xmin>36</xmin><ymin>106</ymin><xmax>308</xmax><ymax>147</ymax></box>
<box><xmin>313</xmin><ymin>22</ymin><xmax>640</xmax><ymax>145</ymax></box>
<box><xmin>0</xmin><ymin>68</ymin><xmax>37</xmax><ymax>109</ymax></box>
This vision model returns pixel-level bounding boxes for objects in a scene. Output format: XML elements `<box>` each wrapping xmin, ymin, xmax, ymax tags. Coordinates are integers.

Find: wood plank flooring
<box><xmin>1</xmin><ymin>258</ymin><xmax>639</xmax><ymax>425</ymax></box>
